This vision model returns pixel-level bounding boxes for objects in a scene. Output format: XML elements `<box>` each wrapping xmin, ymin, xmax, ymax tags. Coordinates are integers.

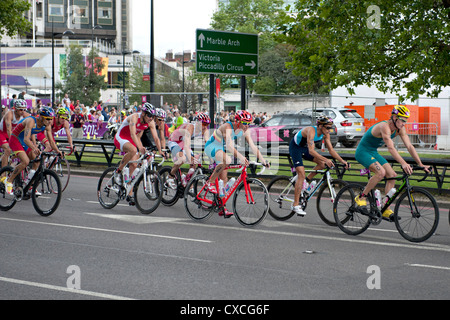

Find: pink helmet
<box><xmin>196</xmin><ymin>112</ymin><xmax>210</xmax><ymax>124</ymax></box>
<box><xmin>234</xmin><ymin>110</ymin><xmax>252</xmax><ymax>123</ymax></box>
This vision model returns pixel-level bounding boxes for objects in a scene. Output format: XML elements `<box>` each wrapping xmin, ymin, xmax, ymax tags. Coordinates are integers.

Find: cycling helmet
<box><xmin>196</xmin><ymin>112</ymin><xmax>211</xmax><ymax>124</ymax></box>
<box><xmin>141</xmin><ymin>102</ymin><xmax>156</xmax><ymax>116</ymax></box>
<box><xmin>234</xmin><ymin>110</ymin><xmax>252</xmax><ymax>123</ymax></box>
<box><xmin>317</xmin><ymin>116</ymin><xmax>333</xmax><ymax>126</ymax></box>
<box><xmin>57</xmin><ymin>108</ymin><xmax>69</xmax><ymax>117</ymax></box>
<box><xmin>392</xmin><ymin>105</ymin><xmax>410</xmax><ymax>118</ymax></box>
<box><xmin>14</xmin><ymin>99</ymin><xmax>27</xmax><ymax>109</ymax></box>
<box><xmin>39</xmin><ymin>106</ymin><xmax>55</xmax><ymax>117</ymax></box>
<box><xmin>155</xmin><ymin>108</ymin><xmax>166</xmax><ymax>119</ymax></box>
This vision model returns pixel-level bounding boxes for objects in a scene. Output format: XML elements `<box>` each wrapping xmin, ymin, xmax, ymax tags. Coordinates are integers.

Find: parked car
<box><xmin>302</xmin><ymin>107</ymin><xmax>365</xmax><ymax>147</ymax></box>
<box><xmin>249</xmin><ymin>111</ymin><xmax>338</xmax><ymax>148</ymax></box>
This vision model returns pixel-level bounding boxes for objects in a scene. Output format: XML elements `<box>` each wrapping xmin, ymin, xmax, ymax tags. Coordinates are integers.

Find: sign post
<box><xmin>196</xmin><ymin>29</ymin><xmax>258</xmax><ymax>117</ymax></box>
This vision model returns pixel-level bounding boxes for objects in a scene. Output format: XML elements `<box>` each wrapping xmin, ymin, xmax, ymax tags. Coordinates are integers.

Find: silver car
<box><xmin>302</xmin><ymin>107</ymin><xmax>365</xmax><ymax>147</ymax></box>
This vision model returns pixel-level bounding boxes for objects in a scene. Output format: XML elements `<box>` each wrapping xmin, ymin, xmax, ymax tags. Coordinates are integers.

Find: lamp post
<box><xmin>122</xmin><ymin>50</ymin><xmax>140</xmax><ymax>111</ymax></box>
<box><xmin>51</xmin><ymin>21</ymin><xmax>74</xmax><ymax>106</ymax></box>
<box><xmin>91</xmin><ymin>25</ymin><xmax>102</xmax><ymax>73</ymax></box>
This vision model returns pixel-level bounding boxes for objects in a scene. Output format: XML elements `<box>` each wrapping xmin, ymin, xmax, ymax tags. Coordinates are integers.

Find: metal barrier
<box><xmin>56</xmin><ymin>138</ymin><xmax>449</xmax><ymax>194</ymax></box>
<box><xmin>394</xmin><ymin>122</ymin><xmax>439</xmax><ymax>149</ymax></box>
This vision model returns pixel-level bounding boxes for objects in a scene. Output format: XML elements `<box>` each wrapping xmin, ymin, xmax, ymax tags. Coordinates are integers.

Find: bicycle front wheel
<box><xmin>135</xmin><ymin>169</ymin><xmax>162</xmax><ymax>214</ymax></box>
<box><xmin>333</xmin><ymin>183</ymin><xmax>371</xmax><ymax>236</ymax></box>
<box><xmin>97</xmin><ymin>167</ymin><xmax>120</xmax><ymax>209</ymax></box>
<box><xmin>0</xmin><ymin>166</ymin><xmax>17</xmax><ymax>211</ymax></box>
<box><xmin>159</xmin><ymin>166</ymin><xmax>180</xmax><ymax>206</ymax></box>
<box><xmin>32</xmin><ymin>169</ymin><xmax>62</xmax><ymax>216</ymax></box>
<box><xmin>51</xmin><ymin>157</ymin><xmax>70</xmax><ymax>193</ymax></box>
<box><xmin>267</xmin><ymin>176</ymin><xmax>295</xmax><ymax>221</ymax></box>
<box><xmin>394</xmin><ymin>187</ymin><xmax>439</xmax><ymax>242</ymax></box>
<box><xmin>316</xmin><ymin>178</ymin><xmax>348</xmax><ymax>226</ymax></box>
<box><xmin>184</xmin><ymin>174</ymin><xmax>215</xmax><ymax>222</ymax></box>
<box><xmin>233</xmin><ymin>178</ymin><xmax>269</xmax><ymax>227</ymax></box>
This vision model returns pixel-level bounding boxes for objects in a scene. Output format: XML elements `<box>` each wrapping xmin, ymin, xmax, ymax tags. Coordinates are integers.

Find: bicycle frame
<box><xmin>124</xmin><ymin>152</ymin><xmax>164</xmax><ymax>195</ymax></box>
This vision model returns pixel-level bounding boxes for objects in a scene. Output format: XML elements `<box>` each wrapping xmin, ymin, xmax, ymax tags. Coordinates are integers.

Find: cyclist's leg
<box><xmin>289</xmin><ymin>139</ymin><xmax>306</xmax><ymax>208</ymax></box>
<box><xmin>381</xmin><ymin>162</ymin><xmax>397</xmax><ymax>217</ymax></box>
<box><xmin>7</xmin><ymin>136</ymin><xmax>29</xmax><ymax>183</ymax></box>
<box><xmin>0</xmin><ymin>143</ymin><xmax>11</xmax><ymax>169</ymax></box>
<box><xmin>355</xmin><ymin>149</ymin><xmax>386</xmax><ymax>205</ymax></box>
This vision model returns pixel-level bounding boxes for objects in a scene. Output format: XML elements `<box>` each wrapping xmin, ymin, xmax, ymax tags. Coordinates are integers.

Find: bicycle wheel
<box><xmin>0</xmin><ymin>166</ymin><xmax>17</xmax><ymax>211</ymax></box>
<box><xmin>316</xmin><ymin>178</ymin><xmax>348</xmax><ymax>226</ymax></box>
<box><xmin>233</xmin><ymin>178</ymin><xmax>269</xmax><ymax>227</ymax></box>
<box><xmin>184</xmin><ymin>174</ymin><xmax>215</xmax><ymax>221</ymax></box>
<box><xmin>333</xmin><ymin>183</ymin><xmax>371</xmax><ymax>236</ymax></box>
<box><xmin>135</xmin><ymin>169</ymin><xmax>162</xmax><ymax>214</ymax></box>
<box><xmin>32</xmin><ymin>169</ymin><xmax>62</xmax><ymax>216</ymax></box>
<box><xmin>394</xmin><ymin>187</ymin><xmax>439</xmax><ymax>242</ymax></box>
<box><xmin>51</xmin><ymin>157</ymin><xmax>70</xmax><ymax>193</ymax></box>
<box><xmin>159</xmin><ymin>166</ymin><xmax>180</xmax><ymax>206</ymax></box>
<box><xmin>97</xmin><ymin>167</ymin><xmax>120</xmax><ymax>209</ymax></box>
<box><xmin>267</xmin><ymin>176</ymin><xmax>296</xmax><ymax>221</ymax></box>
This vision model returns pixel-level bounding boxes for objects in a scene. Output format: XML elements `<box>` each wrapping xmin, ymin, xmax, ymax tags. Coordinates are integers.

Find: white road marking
<box><xmin>405</xmin><ymin>263</ymin><xmax>450</xmax><ymax>271</ymax></box>
<box><xmin>0</xmin><ymin>276</ymin><xmax>135</xmax><ymax>300</ymax></box>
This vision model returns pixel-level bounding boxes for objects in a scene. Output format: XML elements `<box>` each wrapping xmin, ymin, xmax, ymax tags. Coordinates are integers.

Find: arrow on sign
<box><xmin>198</xmin><ymin>33</ymin><xmax>205</xmax><ymax>48</ymax></box>
<box><xmin>245</xmin><ymin>60</ymin><xmax>256</xmax><ymax>69</ymax></box>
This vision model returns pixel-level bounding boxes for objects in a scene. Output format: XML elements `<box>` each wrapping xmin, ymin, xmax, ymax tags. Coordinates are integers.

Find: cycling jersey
<box><xmin>205</xmin><ymin>121</ymin><xmax>243</xmax><ymax>163</ymax></box>
<box><xmin>289</xmin><ymin>126</ymin><xmax>323</xmax><ymax>167</ymax></box>
<box><xmin>355</xmin><ymin>121</ymin><xmax>397</xmax><ymax>168</ymax></box>
<box><xmin>114</xmin><ymin>113</ymin><xmax>149</xmax><ymax>151</ymax></box>
<box><xmin>9</xmin><ymin>116</ymin><xmax>47</xmax><ymax>154</ymax></box>
<box><xmin>36</xmin><ymin>118</ymin><xmax>65</xmax><ymax>143</ymax></box>
<box><xmin>0</xmin><ymin>110</ymin><xmax>25</xmax><ymax>145</ymax></box>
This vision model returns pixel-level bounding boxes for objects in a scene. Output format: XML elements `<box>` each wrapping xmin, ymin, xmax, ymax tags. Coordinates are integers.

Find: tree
<box><xmin>0</xmin><ymin>0</ymin><xmax>31</xmax><ymax>40</ymax></box>
<box><xmin>56</xmin><ymin>44</ymin><xmax>106</xmax><ymax>106</ymax></box>
<box><xmin>280</xmin><ymin>0</ymin><xmax>450</xmax><ymax>99</ymax></box>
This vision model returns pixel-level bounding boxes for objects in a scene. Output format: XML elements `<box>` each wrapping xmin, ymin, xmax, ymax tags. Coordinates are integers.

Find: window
<box><xmin>299</xmin><ymin>117</ymin><xmax>312</xmax><ymax>126</ymax></box>
<box><xmin>49</xmin><ymin>5</ymin><xmax>63</xmax><ymax>16</ymax></box>
<box><xmin>263</xmin><ymin>117</ymin><xmax>283</xmax><ymax>126</ymax></box>
<box><xmin>282</xmin><ymin>117</ymin><xmax>300</xmax><ymax>126</ymax></box>
<box><xmin>98</xmin><ymin>8</ymin><xmax>112</xmax><ymax>19</ymax></box>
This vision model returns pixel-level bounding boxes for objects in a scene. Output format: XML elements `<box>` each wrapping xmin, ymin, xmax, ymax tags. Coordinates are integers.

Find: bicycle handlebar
<box><xmin>409</xmin><ymin>165</ymin><xmax>432</xmax><ymax>182</ymax></box>
<box><xmin>235</xmin><ymin>161</ymin><xmax>267</xmax><ymax>175</ymax></box>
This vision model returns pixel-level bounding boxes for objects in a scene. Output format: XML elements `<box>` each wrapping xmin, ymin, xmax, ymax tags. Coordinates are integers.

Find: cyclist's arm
<box><xmin>63</xmin><ymin>120</ymin><xmax>74</xmax><ymax>151</ymax></box>
<box><xmin>306</xmin><ymin>128</ymin><xmax>330</xmax><ymax>165</ymax></box>
<box><xmin>323</xmin><ymin>133</ymin><xmax>348</xmax><ymax>168</ymax></box>
<box><xmin>223</xmin><ymin>124</ymin><xmax>246</xmax><ymax>164</ymax></box>
<box><xmin>243</xmin><ymin>130</ymin><xmax>268</xmax><ymax>165</ymax></box>
<box><xmin>397</xmin><ymin>126</ymin><xmax>430</xmax><ymax>172</ymax></box>
<box><xmin>148</xmin><ymin>120</ymin><xmax>163</xmax><ymax>155</ymax></box>
<box><xmin>180</xmin><ymin>125</ymin><xmax>194</xmax><ymax>163</ymax></box>
<box><xmin>158</xmin><ymin>124</ymin><xmax>166</xmax><ymax>149</ymax></box>
<box><xmin>23</xmin><ymin>121</ymin><xmax>40</xmax><ymax>155</ymax></box>
<box><xmin>381</xmin><ymin>123</ymin><xmax>411</xmax><ymax>173</ymax></box>
<box><xmin>4</xmin><ymin>112</ymin><xmax>13</xmax><ymax>137</ymax></box>
<box><xmin>46</xmin><ymin>126</ymin><xmax>61</xmax><ymax>155</ymax></box>
<box><xmin>128</xmin><ymin>114</ymin><xmax>145</xmax><ymax>154</ymax></box>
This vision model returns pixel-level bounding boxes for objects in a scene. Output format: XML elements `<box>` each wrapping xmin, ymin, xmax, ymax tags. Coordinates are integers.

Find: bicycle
<box><xmin>184</xmin><ymin>162</ymin><xmax>269</xmax><ymax>227</ymax></box>
<box><xmin>266</xmin><ymin>160</ymin><xmax>348</xmax><ymax>226</ymax></box>
<box><xmin>97</xmin><ymin>148</ymin><xmax>164</xmax><ymax>214</ymax></box>
<box><xmin>44</xmin><ymin>147</ymin><xmax>71</xmax><ymax>193</ymax></box>
<box><xmin>333</xmin><ymin>166</ymin><xmax>439</xmax><ymax>242</ymax></box>
<box><xmin>0</xmin><ymin>151</ymin><xmax>62</xmax><ymax>216</ymax></box>
<box><xmin>159</xmin><ymin>154</ymin><xmax>213</xmax><ymax>206</ymax></box>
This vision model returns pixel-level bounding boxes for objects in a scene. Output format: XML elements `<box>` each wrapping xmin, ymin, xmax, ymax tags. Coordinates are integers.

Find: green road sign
<box><xmin>196</xmin><ymin>29</ymin><xmax>258</xmax><ymax>76</ymax></box>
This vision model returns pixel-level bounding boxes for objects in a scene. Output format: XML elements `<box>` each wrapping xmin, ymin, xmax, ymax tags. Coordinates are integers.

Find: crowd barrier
<box><xmin>56</xmin><ymin>138</ymin><xmax>449</xmax><ymax>195</ymax></box>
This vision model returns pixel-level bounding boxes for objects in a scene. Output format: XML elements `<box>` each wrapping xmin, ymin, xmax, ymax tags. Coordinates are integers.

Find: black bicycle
<box><xmin>333</xmin><ymin>166</ymin><xmax>439</xmax><ymax>242</ymax></box>
<box><xmin>0</xmin><ymin>151</ymin><xmax>62</xmax><ymax>216</ymax></box>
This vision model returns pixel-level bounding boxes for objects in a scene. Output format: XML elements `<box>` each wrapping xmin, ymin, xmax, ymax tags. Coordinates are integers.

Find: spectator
<box><xmin>70</xmin><ymin>106</ymin><xmax>85</xmax><ymax>139</ymax></box>
<box><xmin>9</xmin><ymin>94</ymin><xmax>17</xmax><ymax>109</ymax></box>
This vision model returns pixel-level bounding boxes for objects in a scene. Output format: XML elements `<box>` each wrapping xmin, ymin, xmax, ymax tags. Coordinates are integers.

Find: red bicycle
<box><xmin>183</xmin><ymin>162</ymin><xmax>269</xmax><ymax>227</ymax></box>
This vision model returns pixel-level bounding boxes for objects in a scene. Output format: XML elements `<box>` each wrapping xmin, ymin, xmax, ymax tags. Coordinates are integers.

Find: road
<box><xmin>0</xmin><ymin>173</ymin><xmax>449</xmax><ymax>303</ymax></box>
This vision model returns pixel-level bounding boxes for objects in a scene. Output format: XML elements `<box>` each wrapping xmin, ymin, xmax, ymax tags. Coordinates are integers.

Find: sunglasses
<box><xmin>59</xmin><ymin>116</ymin><xmax>69</xmax><ymax>120</ymax></box>
<box><xmin>398</xmin><ymin>117</ymin><xmax>408</xmax><ymax>123</ymax></box>
<box><xmin>241</xmin><ymin>121</ymin><xmax>251</xmax><ymax>126</ymax></box>
<box><xmin>156</xmin><ymin>118</ymin><xmax>164</xmax><ymax>121</ymax></box>
<box><xmin>43</xmin><ymin>117</ymin><xmax>54</xmax><ymax>121</ymax></box>
<box><xmin>325</xmin><ymin>126</ymin><xmax>333</xmax><ymax>130</ymax></box>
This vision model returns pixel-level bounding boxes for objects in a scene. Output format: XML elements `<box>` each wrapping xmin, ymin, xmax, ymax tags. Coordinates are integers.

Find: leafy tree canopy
<box><xmin>280</xmin><ymin>0</ymin><xmax>450</xmax><ymax>98</ymax></box>
<box><xmin>0</xmin><ymin>0</ymin><xmax>31</xmax><ymax>39</ymax></box>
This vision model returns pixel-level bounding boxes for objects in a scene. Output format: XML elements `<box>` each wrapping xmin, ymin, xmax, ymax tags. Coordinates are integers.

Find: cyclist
<box><xmin>166</xmin><ymin>112</ymin><xmax>211</xmax><ymax>188</ymax></box>
<box><xmin>38</xmin><ymin>108</ymin><xmax>75</xmax><ymax>155</ymax></box>
<box><xmin>354</xmin><ymin>105</ymin><xmax>431</xmax><ymax>220</ymax></box>
<box><xmin>113</xmin><ymin>103</ymin><xmax>163</xmax><ymax>205</ymax></box>
<box><xmin>2</xmin><ymin>107</ymin><xmax>62</xmax><ymax>195</ymax></box>
<box><xmin>205</xmin><ymin>110</ymin><xmax>270</xmax><ymax>217</ymax></box>
<box><xmin>0</xmin><ymin>99</ymin><xmax>30</xmax><ymax>168</ymax></box>
<box><xmin>141</xmin><ymin>107</ymin><xmax>168</xmax><ymax>155</ymax></box>
<box><xmin>289</xmin><ymin>116</ymin><xmax>349</xmax><ymax>216</ymax></box>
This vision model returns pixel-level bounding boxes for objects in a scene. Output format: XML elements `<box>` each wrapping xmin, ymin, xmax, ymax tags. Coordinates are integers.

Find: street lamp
<box><xmin>122</xmin><ymin>50</ymin><xmax>139</xmax><ymax>111</ymax></box>
<box><xmin>91</xmin><ymin>25</ymin><xmax>102</xmax><ymax>73</ymax></box>
<box><xmin>52</xmin><ymin>22</ymin><xmax>74</xmax><ymax>106</ymax></box>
